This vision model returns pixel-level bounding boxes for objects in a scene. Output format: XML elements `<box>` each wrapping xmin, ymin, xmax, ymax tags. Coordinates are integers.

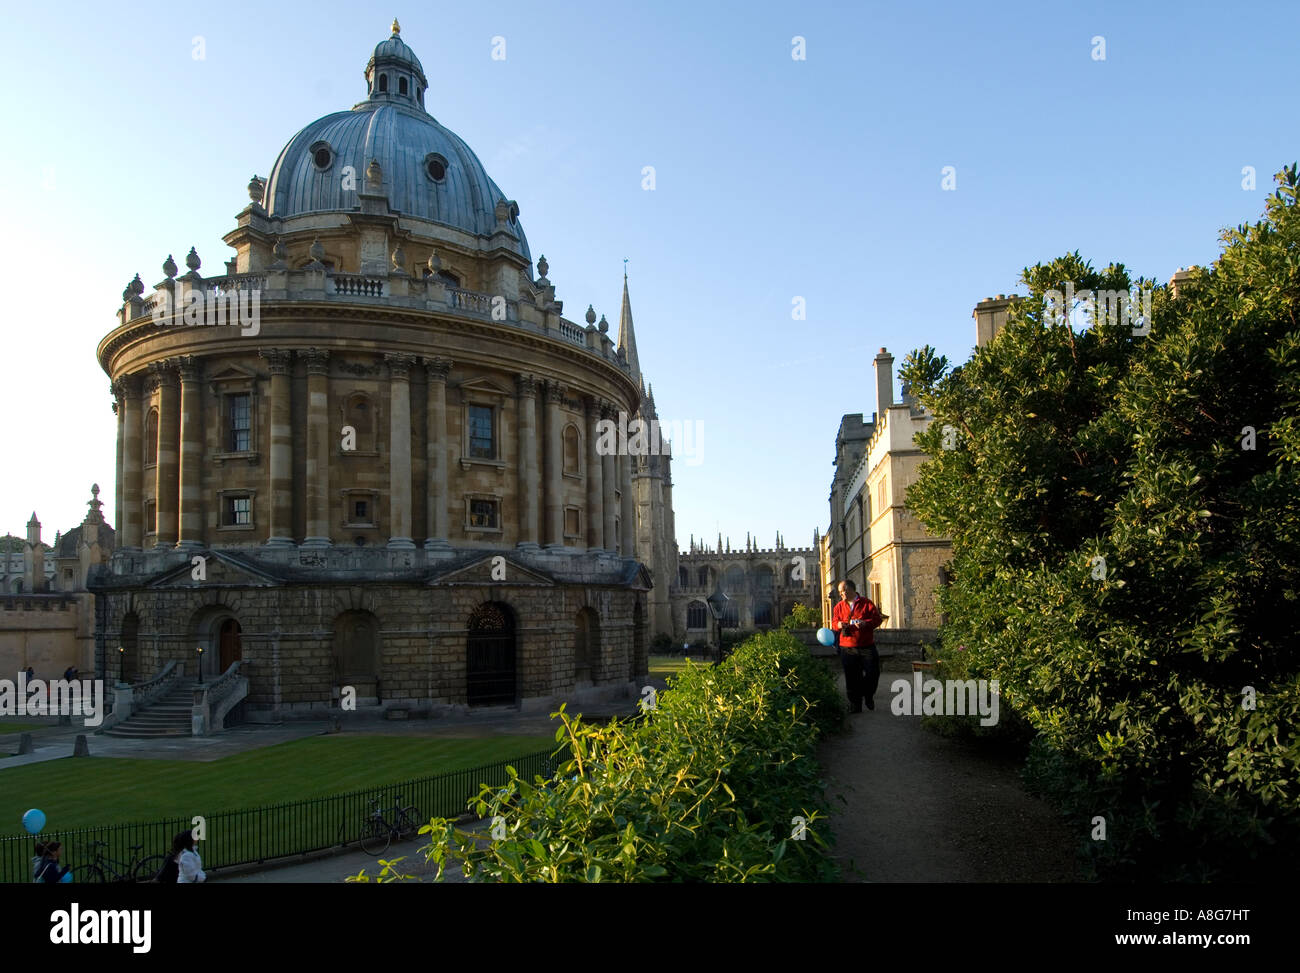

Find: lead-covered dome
<box><xmin>263</xmin><ymin>21</ymin><xmax>530</xmax><ymax>262</ymax></box>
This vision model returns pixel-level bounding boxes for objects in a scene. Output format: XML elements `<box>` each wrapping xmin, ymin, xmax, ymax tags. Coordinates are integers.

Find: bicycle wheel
<box><xmin>397</xmin><ymin>806</ymin><xmax>422</xmax><ymax>840</ymax></box>
<box><xmin>359</xmin><ymin>818</ymin><xmax>392</xmax><ymax>856</ymax></box>
<box><xmin>133</xmin><ymin>855</ymin><xmax>169</xmax><ymax>882</ymax></box>
<box><xmin>69</xmin><ymin>864</ymin><xmax>105</xmax><ymax>884</ymax></box>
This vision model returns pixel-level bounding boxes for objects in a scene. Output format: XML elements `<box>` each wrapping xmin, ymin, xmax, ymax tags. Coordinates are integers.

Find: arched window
<box><xmin>723</xmin><ymin>565</ymin><xmax>746</xmax><ymax>595</ymax></box>
<box><xmin>753</xmin><ymin>602</ymin><xmax>774</xmax><ymax>626</ymax></box>
<box><xmin>677</xmin><ymin>566</ymin><xmax>689</xmax><ymax>588</ymax></box>
<box><xmin>344</xmin><ymin>393</ymin><xmax>375</xmax><ymax>452</ymax></box>
<box><xmin>697</xmin><ymin>565</ymin><xmax>713</xmax><ymax>588</ymax></box>
<box><xmin>755</xmin><ymin>565</ymin><xmax>775</xmax><ymax>591</ymax></box>
<box><xmin>563</xmin><ymin>424</ymin><xmax>581</xmax><ymax>475</ymax></box>
<box><xmin>145</xmin><ymin>409</ymin><xmax>159</xmax><ymax>466</ymax></box>
<box><xmin>378</xmin><ymin>74</ymin><xmax>388</xmax><ymax>93</ymax></box>
<box><xmin>574</xmin><ymin>607</ymin><xmax>600</xmax><ymax>682</ymax></box>
<box><xmin>686</xmin><ymin>601</ymin><xmax>709</xmax><ymax>629</ymax></box>
<box><xmin>399</xmin><ymin>77</ymin><xmax>408</xmax><ymax>95</ymax></box>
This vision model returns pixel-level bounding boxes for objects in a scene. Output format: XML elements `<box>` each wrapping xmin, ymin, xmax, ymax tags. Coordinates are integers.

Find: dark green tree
<box><xmin>903</xmin><ymin>166</ymin><xmax>1300</xmax><ymax>880</ymax></box>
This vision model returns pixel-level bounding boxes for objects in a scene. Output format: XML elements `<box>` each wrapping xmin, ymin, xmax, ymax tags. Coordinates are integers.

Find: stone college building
<box><xmin>91</xmin><ymin>23</ymin><xmax>678</xmax><ymax>722</ymax></box>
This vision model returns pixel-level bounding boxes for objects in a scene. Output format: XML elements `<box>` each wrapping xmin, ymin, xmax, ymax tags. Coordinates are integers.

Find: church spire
<box><xmin>619</xmin><ymin>267</ymin><xmax>642</xmax><ymax>388</ymax></box>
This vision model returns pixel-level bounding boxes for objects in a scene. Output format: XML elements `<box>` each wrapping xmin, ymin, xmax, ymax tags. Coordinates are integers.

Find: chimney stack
<box><xmin>874</xmin><ymin>348</ymin><xmax>894</xmax><ymax>419</ymax></box>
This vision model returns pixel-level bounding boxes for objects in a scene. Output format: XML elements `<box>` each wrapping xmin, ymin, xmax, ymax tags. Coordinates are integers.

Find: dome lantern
<box><xmin>364</xmin><ymin>20</ymin><xmax>428</xmax><ymax>109</ymax></box>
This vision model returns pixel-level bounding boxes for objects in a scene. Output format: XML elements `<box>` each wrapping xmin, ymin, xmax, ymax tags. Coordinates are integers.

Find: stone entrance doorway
<box><xmin>467</xmin><ymin>602</ymin><xmax>516</xmax><ymax>706</ymax></box>
<box><xmin>219</xmin><ymin>618</ymin><xmax>243</xmax><ymax>672</ymax></box>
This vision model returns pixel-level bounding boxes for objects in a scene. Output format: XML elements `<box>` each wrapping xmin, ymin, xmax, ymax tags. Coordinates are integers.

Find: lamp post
<box><xmin>117</xmin><ymin>645</ymin><xmax>125</xmax><ymax>686</ymax></box>
<box><xmin>195</xmin><ymin>646</ymin><xmax>204</xmax><ymax>687</ymax></box>
<box><xmin>706</xmin><ymin>585</ymin><xmax>729</xmax><ymax>664</ymax></box>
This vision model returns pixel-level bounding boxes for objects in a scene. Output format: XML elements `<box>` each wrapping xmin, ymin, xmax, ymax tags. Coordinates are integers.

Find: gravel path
<box><xmin>819</xmin><ymin>667</ymin><xmax>1079</xmax><ymax>883</ymax></box>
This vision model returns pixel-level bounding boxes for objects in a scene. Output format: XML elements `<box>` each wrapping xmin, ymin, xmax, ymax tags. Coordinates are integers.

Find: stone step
<box><xmin>104</xmin><ymin>726</ymin><xmax>191</xmax><ymax>738</ymax></box>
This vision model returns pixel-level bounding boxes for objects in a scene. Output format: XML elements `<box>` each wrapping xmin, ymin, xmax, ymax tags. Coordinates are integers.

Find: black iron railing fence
<box><xmin>2</xmin><ymin>747</ymin><xmax>561</xmax><ymax>883</ymax></box>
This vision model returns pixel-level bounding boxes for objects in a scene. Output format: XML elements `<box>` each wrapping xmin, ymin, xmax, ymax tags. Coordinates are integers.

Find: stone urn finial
<box><xmin>365</xmin><ymin>158</ymin><xmax>382</xmax><ymax>191</ymax></box>
<box><xmin>537</xmin><ymin>254</ymin><xmax>549</xmax><ymax>279</ymax></box>
<box><xmin>185</xmin><ymin>247</ymin><xmax>201</xmax><ymax>273</ymax></box>
<box><xmin>391</xmin><ymin>243</ymin><xmax>407</xmax><ymax>272</ymax></box>
<box><xmin>122</xmin><ymin>281</ymin><xmax>134</xmax><ymax>303</ymax></box>
<box><xmin>427</xmin><ymin>249</ymin><xmax>443</xmax><ymax>274</ymax></box>
<box><xmin>598</xmin><ymin>314</ymin><xmax>609</xmax><ymax>334</ymax></box>
<box><xmin>309</xmin><ymin>238</ymin><xmax>326</xmax><ymax>263</ymax></box>
<box><xmin>163</xmin><ymin>254</ymin><xmax>177</xmax><ymax>279</ymax></box>
<box><xmin>271</xmin><ymin>237</ymin><xmax>288</xmax><ymax>267</ymax></box>
<box><xmin>247</xmin><ymin>175</ymin><xmax>265</xmax><ymax>204</ymax></box>
<box><xmin>129</xmin><ymin>274</ymin><xmax>144</xmax><ymax>297</ymax></box>
<box><xmin>585</xmin><ymin>304</ymin><xmax>596</xmax><ymax>325</ymax></box>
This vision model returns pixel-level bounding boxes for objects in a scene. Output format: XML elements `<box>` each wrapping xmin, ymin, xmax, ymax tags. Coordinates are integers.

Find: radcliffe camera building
<box><xmin>91</xmin><ymin>23</ymin><xmax>677</xmax><ymax>724</ymax></box>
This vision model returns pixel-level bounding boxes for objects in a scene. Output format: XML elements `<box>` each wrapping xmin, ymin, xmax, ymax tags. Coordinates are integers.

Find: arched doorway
<box><xmin>574</xmin><ymin>608</ymin><xmax>599</xmax><ymax>684</ymax></box>
<box><xmin>467</xmin><ymin>602</ymin><xmax>516</xmax><ymax>706</ymax></box>
<box><xmin>119</xmin><ymin>612</ymin><xmax>140</xmax><ymax>684</ymax></box>
<box><xmin>219</xmin><ymin>618</ymin><xmax>243</xmax><ymax>672</ymax></box>
<box><xmin>633</xmin><ymin>600</ymin><xmax>647</xmax><ymax>677</ymax></box>
<box><xmin>333</xmin><ymin>611</ymin><xmax>379</xmax><ymax>700</ymax></box>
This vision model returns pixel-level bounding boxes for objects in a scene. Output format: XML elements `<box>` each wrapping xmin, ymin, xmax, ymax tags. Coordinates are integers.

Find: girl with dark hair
<box><xmin>33</xmin><ymin>841</ymin><xmax>70</xmax><ymax>883</ymax></box>
<box><xmin>31</xmin><ymin>841</ymin><xmax>47</xmax><ymax>882</ymax></box>
<box><xmin>173</xmin><ymin>830</ymin><xmax>205</xmax><ymax>883</ymax></box>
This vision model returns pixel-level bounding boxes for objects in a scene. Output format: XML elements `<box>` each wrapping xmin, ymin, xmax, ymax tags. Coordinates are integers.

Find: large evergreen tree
<box><xmin>901</xmin><ymin>166</ymin><xmax>1300</xmax><ymax>880</ymax></box>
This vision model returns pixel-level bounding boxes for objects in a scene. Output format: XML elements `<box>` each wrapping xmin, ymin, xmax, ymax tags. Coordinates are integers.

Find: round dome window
<box><xmin>425</xmin><ymin>153</ymin><xmax>448</xmax><ymax>182</ymax></box>
<box><xmin>310</xmin><ymin>142</ymin><xmax>334</xmax><ymax>171</ymax></box>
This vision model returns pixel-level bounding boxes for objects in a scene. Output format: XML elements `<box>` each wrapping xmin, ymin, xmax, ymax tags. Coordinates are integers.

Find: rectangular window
<box><xmin>225</xmin><ymin>496</ymin><xmax>251</xmax><ymax>526</ymax></box>
<box><xmin>354</xmin><ymin>500</ymin><xmax>368</xmax><ymax>521</ymax></box>
<box><xmin>469</xmin><ymin>499</ymin><xmax>499</xmax><ymax>529</ymax></box>
<box><xmin>145</xmin><ymin>501</ymin><xmax>157</xmax><ymax>533</ymax></box>
<box><xmin>228</xmin><ymin>394</ymin><xmax>251</xmax><ymax>452</ymax></box>
<box><xmin>468</xmin><ymin>405</ymin><xmax>494</xmax><ymax>459</ymax></box>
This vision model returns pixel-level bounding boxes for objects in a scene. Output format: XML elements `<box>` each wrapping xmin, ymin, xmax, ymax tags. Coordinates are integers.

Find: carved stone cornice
<box><xmin>304</xmin><ymin>347</ymin><xmax>331</xmax><ymax>375</ymax></box>
<box><xmin>338</xmin><ymin>360</ymin><xmax>381</xmax><ymax>377</ymax></box>
<box><xmin>545</xmin><ymin>380</ymin><xmax>567</xmax><ymax>406</ymax></box>
<box><xmin>424</xmin><ymin>356</ymin><xmax>453</xmax><ymax>382</ymax></box>
<box><xmin>384</xmin><ymin>353</ymin><xmax>417</xmax><ymax>380</ymax></box>
<box><xmin>516</xmin><ymin>373</ymin><xmax>538</xmax><ymax>398</ymax></box>
<box><xmin>261</xmin><ymin>348</ymin><xmax>293</xmax><ymax>375</ymax></box>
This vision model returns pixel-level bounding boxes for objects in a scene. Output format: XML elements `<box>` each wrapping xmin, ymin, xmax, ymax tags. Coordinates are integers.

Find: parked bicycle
<box><xmin>354</xmin><ymin>795</ymin><xmax>423</xmax><ymax>856</ymax></box>
<box><xmin>70</xmin><ymin>840</ymin><xmax>169</xmax><ymax>883</ymax></box>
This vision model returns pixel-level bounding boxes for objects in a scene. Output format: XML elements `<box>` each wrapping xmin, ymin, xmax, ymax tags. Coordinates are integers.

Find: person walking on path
<box><xmin>832</xmin><ymin>580</ymin><xmax>885</xmax><ymax>713</ymax></box>
<box><xmin>174</xmin><ymin>830</ymin><xmax>206</xmax><ymax>883</ymax></box>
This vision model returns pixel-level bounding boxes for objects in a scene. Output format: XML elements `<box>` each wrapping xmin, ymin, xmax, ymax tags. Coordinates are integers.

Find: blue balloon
<box><xmin>816</xmin><ymin>627</ymin><xmax>836</xmax><ymax>647</ymax></box>
<box><xmin>60</xmin><ymin>870</ymin><xmax>73</xmax><ymax>883</ymax></box>
<box><xmin>22</xmin><ymin>809</ymin><xmax>46</xmax><ymax>835</ymax></box>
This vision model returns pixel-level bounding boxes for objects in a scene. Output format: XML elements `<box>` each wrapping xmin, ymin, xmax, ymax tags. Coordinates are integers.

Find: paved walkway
<box><xmin>819</xmin><ymin>665</ymin><xmax>1078</xmax><ymax>882</ymax></box>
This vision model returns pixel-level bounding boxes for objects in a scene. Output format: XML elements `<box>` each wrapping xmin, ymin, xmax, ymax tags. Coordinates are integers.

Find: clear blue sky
<box><xmin>1</xmin><ymin>0</ymin><xmax>1294</xmax><ymax>551</ymax></box>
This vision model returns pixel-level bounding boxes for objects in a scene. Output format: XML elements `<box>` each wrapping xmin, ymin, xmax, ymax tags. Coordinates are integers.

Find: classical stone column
<box><xmin>176</xmin><ymin>356</ymin><xmax>204</xmax><ymax>550</ymax></box>
<box><xmin>303</xmin><ymin>349</ymin><xmax>331</xmax><ymax>547</ymax></box>
<box><xmin>584</xmin><ymin>397</ymin><xmax>604</xmax><ymax>551</ymax></box>
<box><xmin>620</xmin><ymin>446</ymin><xmax>635</xmax><ymax>559</ymax></box>
<box><xmin>515</xmin><ymin>373</ymin><xmax>540</xmax><ymax>549</ymax></box>
<box><xmin>601</xmin><ymin>401</ymin><xmax>618</xmax><ymax>552</ymax></box>
<box><xmin>151</xmin><ymin>361</ymin><xmax>180</xmax><ymax>548</ymax></box>
<box><xmin>111</xmin><ymin>382</ymin><xmax>125</xmax><ymax>542</ymax></box>
<box><xmin>544</xmin><ymin>380</ymin><xmax>566</xmax><ymax>547</ymax></box>
<box><xmin>116</xmin><ymin>375</ymin><xmax>144</xmax><ymax>550</ymax></box>
<box><xmin>424</xmin><ymin>358</ymin><xmax>452</xmax><ymax>550</ymax></box>
<box><xmin>386</xmin><ymin>354</ymin><xmax>417</xmax><ymax>549</ymax></box>
<box><xmin>262</xmin><ymin>349</ymin><xmax>294</xmax><ymax>547</ymax></box>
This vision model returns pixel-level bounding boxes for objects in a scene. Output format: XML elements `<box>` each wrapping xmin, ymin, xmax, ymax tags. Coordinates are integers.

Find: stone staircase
<box><xmin>103</xmin><ymin>678</ymin><xmax>198</xmax><ymax>738</ymax></box>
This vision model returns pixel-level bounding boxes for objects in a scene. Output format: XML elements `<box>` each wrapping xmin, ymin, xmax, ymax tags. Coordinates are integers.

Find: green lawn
<box><xmin>0</xmin><ymin>720</ymin><xmax>56</xmax><ymax>736</ymax></box>
<box><xmin>648</xmin><ymin>655</ymin><xmax>707</xmax><ymax>677</ymax></box>
<box><xmin>0</xmin><ymin>733</ymin><xmax>555</xmax><ymax>833</ymax></box>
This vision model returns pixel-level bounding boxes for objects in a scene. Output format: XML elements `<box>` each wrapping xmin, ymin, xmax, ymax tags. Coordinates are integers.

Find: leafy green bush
<box><xmin>357</xmin><ymin>630</ymin><xmax>845</xmax><ymax>882</ymax></box>
<box><xmin>780</xmin><ymin>603</ymin><xmax>821</xmax><ymax>631</ymax></box>
<box><xmin>900</xmin><ymin>165</ymin><xmax>1300</xmax><ymax>881</ymax></box>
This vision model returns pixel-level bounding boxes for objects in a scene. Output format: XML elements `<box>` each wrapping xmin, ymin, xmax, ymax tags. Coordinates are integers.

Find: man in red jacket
<box><xmin>831</xmin><ymin>579</ymin><xmax>885</xmax><ymax>713</ymax></box>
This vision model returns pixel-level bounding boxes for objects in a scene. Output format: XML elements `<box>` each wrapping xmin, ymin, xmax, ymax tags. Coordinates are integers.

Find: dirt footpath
<box><xmin>819</xmin><ymin>672</ymin><xmax>1079</xmax><ymax>883</ymax></box>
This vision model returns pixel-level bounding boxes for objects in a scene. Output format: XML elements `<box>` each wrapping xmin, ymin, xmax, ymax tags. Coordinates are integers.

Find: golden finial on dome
<box><xmin>391</xmin><ymin>18</ymin><xmax>400</xmax><ymax>34</ymax></box>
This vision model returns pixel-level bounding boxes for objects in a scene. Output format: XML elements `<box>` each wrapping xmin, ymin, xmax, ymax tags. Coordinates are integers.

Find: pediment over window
<box><xmin>430</xmin><ymin>555</ymin><xmax>554</xmax><ymax>587</ymax></box>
